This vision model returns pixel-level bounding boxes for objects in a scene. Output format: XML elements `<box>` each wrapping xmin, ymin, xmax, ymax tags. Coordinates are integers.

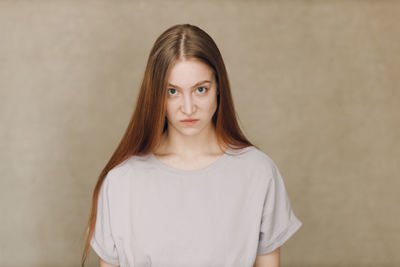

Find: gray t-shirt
<box><xmin>90</xmin><ymin>145</ymin><xmax>302</xmax><ymax>267</ymax></box>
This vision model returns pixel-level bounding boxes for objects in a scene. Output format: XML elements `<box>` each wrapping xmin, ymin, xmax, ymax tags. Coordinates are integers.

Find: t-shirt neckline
<box><xmin>149</xmin><ymin>148</ymin><xmax>232</xmax><ymax>176</ymax></box>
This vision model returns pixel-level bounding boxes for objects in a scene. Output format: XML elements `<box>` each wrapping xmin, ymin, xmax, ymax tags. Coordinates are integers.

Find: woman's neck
<box><xmin>155</xmin><ymin>126</ymin><xmax>225</xmax><ymax>157</ymax></box>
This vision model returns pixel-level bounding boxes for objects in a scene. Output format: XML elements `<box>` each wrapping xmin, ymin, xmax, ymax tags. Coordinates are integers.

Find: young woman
<box><xmin>81</xmin><ymin>24</ymin><xmax>302</xmax><ymax>267</ymax></box>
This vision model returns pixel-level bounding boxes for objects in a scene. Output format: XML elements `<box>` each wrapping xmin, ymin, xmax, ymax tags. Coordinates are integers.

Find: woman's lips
<box><xmin>181</xmin><ymin>119</ymin><xmax>199</xmax><ymax>125</ymax></box>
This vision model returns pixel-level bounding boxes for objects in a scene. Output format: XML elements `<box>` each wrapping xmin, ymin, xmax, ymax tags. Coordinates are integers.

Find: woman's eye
<box><xmin>168</xmin><ymin>88</ymin><xmax>177</xmax><ymax>95</ymax></box>
<box><xmin>197</xmin><ymin>87</ymin><xmax>207</xmax><ymax>94</ymax></box>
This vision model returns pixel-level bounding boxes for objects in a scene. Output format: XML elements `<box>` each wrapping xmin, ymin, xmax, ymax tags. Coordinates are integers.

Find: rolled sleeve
<box><xmin>90</xmin><ymin>174</ymin><xmax>120</xmax><ymax>265</ymax></box>
<box><xmin>257</xmin><ymin>158</ymin><xmax>302</xmax><ymax>255</ymax></box>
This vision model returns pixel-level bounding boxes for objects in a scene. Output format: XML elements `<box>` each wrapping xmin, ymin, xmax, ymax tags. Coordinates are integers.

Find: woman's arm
<box><xmin>100</xmin><ymin>258</ymin><xmax>119</xmax><ymax>267</ymax></box>
<box><xmin>253</xmin><ymin>247</ymin><xmax>280</xmax><ymax>267</ymax></box>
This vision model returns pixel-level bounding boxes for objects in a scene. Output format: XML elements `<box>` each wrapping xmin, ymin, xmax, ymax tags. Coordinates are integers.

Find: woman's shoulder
<box><xmin>104</xmin><ymin>154</ymin><xmax>144</xmax><ymax>183</ymax></box>
<box><xmin>102</xmin><ymin>154</ymin><xmax>153</xmax><ymax>193</ymax></box>
<box><xmin>228</xmin><ymin>145</ymin><xmax>280</xmax><ymax>174</ymax></box>
<box><xmin>229</xmin><ymin>145</ymin><xmax>274</xmax><ymax>162</ymax></box>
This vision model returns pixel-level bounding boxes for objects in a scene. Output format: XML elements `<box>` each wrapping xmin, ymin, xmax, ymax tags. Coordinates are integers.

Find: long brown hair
<box><xmin>81</xmin><ymin>23</ymin><xmax>256</xmax><ymax>266</ymax></box>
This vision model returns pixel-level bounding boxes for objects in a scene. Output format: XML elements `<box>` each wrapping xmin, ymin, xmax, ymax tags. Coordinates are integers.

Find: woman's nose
<box><xmin>182</xmin><ymin>93</ymin><xmax>195</xmax><ymax>115</ymax></box>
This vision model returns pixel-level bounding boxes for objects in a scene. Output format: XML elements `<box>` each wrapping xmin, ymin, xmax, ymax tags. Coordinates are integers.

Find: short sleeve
<box><xmin>257</xmin><ymin>158</ymin><xmax>303</xmax><ymax>255</ymax></box>
<box><xmin>90</xmin><ymin>174</ymin><xmax>120</xmax><ymax>265</ymax></box>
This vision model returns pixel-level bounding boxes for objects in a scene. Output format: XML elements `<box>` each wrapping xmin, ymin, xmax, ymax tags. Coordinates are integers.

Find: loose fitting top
<box><xmin>90</xmin><ymin>145</ymin><xmax>302</xmax><ymax>267</ymax></box>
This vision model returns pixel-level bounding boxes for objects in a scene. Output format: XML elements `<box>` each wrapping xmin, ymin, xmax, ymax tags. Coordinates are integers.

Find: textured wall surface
<box><xmin>0</xmin><ymin>0</ymin><xmax>399</xmax><ymax>266</ymax></box>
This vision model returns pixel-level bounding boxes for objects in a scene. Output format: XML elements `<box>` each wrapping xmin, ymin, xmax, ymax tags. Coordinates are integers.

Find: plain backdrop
<box><xmin>0</xmin><ymin>0</ymin><xmax>399</xmax><ymax>266</ymax></box>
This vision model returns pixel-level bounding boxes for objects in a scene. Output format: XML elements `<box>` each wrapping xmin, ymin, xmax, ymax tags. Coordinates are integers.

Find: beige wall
<box><xmin>1</xmin><ymin>0</ymin><xmax>399</xmax><ymax>266</ymax></box>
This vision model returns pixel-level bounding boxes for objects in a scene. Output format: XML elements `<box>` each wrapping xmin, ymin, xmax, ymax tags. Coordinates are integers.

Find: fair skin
<box><xmin>99</xmin><ymin>259</ymin><xmax>118</xmax><ymax>267</ymax></box>
<box><xmin>154</xmin><ymin>58</ymin><xmax>225</xmax><ymax>167</ymax></box>
<box><xmin>253</xmin><ymin>247</ymin><xmax>280</xmax><ymax>267</ymax></box>
<box><xmin>99</xmin><ymin>58</ymin><xmax>280</xmax><ymax>266</ymax></box>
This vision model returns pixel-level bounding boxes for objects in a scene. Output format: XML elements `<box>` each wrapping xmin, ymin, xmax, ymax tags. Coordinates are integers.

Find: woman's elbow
<box><xmin>253</xmin><ymin>247</ymin><xmax>280</xmax><ymax>267</ymax></box>
<box><xmin>99</xmin><ymin>258</ymin><xmax>119</xmax><ymax>267</ymax></box>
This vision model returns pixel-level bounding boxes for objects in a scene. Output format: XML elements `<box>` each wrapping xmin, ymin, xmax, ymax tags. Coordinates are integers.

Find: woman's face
<box><xmin>165</xmin><ymin>58</ymin><xmax>218</xmax><ymax>137</ymax></box>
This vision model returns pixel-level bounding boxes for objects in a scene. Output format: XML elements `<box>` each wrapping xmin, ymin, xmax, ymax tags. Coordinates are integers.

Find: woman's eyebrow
<box><xmin>168</xmin><ymin>80</ymin><xmax>211</xmax><ymax>89</ymax></box>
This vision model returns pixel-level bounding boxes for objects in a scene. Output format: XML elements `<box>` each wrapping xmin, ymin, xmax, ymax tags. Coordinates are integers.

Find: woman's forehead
<box><xmin>167</xmin><ymin>59</ymin><xmax>215</xmax><ymax>87</ymax></box>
